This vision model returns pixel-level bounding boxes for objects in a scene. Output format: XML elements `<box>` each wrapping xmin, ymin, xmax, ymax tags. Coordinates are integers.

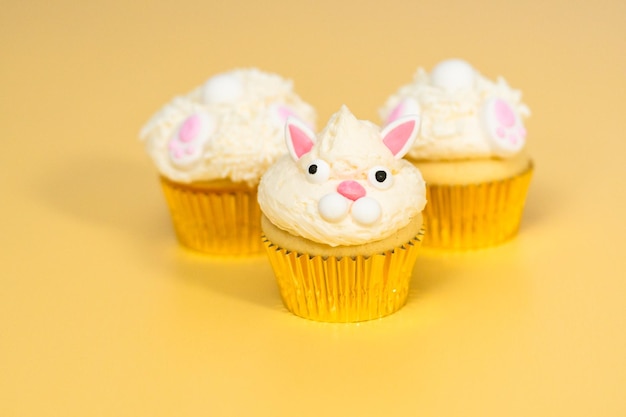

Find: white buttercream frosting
<box><xmin>258</xmin><ymin>106</ymin><xmax>426</xmax><ymax>247</ymax></box>
<box><xmin>379</xmin><ymin>59</ymin><xmax>530</xmax><ymax>160</ymax></box>
<box><xmin>139</xmin><ymin>68</ymin><xmax>316</xmax><ymax>185</ymax></box>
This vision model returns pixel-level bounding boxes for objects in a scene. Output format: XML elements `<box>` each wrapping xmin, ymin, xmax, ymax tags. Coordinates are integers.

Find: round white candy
<box><xmin>367</xmin><ymin>166</ymin><xmax>394</xmax><ymax>190</ymax></box>
<box><xmin>202</xmin><ymin>73</ymin><xmax>244</xmax><ymax>104</ymax></box>
<box><xmin>305</xmin><ymin>159</ymin><xmax>331</xmax><ymax>184</ymax></box>
<box><xmin>318</xmin><ymin>193</ymin><xmax>349</xmax><ymax>222</ymax></box>
<box><xmin>351</xmin><ymin>197</ymin><xmax>381</xmax><ymax>225</ymax></box>
<box><xmin>431</xmin><ymin>59</ymin><xmax>476</xmax><ymax>92</ymax></box>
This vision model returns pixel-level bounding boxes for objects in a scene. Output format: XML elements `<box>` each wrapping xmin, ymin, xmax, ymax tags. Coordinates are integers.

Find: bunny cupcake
<box><xmin>380</xmin><ymin>59</ymin><xmax>533</xmax><ymax>249</ymax></box>
<box><xmin>140</xmin><ymin>68</ymin><xmax>316</xmax><ymax>255</ymax></box>
<box><xmin>258</xmin><ymin>106</ymin><xmax>426</xmax><ymax>322</ymax></box>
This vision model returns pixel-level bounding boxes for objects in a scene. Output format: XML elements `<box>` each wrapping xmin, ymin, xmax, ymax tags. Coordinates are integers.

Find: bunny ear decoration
<box><xmin>285</xmin><ymin>117</ymin><xmax>316</xmax><ymax>161</ymax></box>
<box><xmin>381</xmin><ymin>114</ymin><xmax>421</xmax><ymax>159</ymax></box>
<box><xmin>386</xmin><ymin>97</ymin><xmax>420</xmax><ymax>124</ymax></box>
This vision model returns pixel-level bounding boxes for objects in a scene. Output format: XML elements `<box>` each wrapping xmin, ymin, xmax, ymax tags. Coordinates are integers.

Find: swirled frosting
<box><xmin>379</xmin><ymin>59</ymin><xmax>530</xmax><ymax>160</ymax></box>
<box><xmin>258</xmin><ymin>106</ymin><xmax>426</xmax><ymax>247</ymax></box>
<box><xmin>139</xmin><ymin>68</ymin><xmax>316</xmax><ymax>185</ymax></box>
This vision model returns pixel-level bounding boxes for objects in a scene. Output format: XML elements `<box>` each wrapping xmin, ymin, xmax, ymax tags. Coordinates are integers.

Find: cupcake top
<box><xmin>258</xmin><ymin>106</ymin><xmax>426</xmax><ymax>247</ymax></box>
<box><xmin>379</xmin><ymin>59</ymin><xmax>530</xmax><ymax>161</ymax></box>
<box><xmin>139</xmin><ymin>68</ymin><xmax>316</xmax><ymax>185</ymax></box>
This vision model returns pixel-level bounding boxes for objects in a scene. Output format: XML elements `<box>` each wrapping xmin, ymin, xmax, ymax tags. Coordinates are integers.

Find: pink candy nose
<box><xmin>337</xmin><ymin>181</ymin><xmax>366</xmax><ymax>201</ymax></box>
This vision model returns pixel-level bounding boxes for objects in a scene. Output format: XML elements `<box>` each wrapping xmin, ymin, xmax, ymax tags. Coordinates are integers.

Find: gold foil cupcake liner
<box><xmin>262</xmin><ymin>230</ymin><xmax>424</xmax><ymax>322</ymax></box>
<box><xmin>160</xmin><ymin>177</ymin><xmax>263</xmax><ymax>255</ymax></box>
<box><xmin>422</xmin><ymin>163</ymin><xmax>533</xmax><ymax>250</ymax></box>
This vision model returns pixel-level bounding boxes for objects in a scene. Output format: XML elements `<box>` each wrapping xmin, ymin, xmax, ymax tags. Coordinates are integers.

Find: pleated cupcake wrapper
<box><xmin>160</xmin><ymin>177</ymin><xmax>263</xmax><ymax>255</ymax></box>
<box><xmin>262</xmin><ymin>230</ymin><xmax>424</xmax><ymax>323</ymax></box>
<box><xmin>422</xmin><ymin>164</ymin><xmax>533</xmax><ymax>250</ymax></box>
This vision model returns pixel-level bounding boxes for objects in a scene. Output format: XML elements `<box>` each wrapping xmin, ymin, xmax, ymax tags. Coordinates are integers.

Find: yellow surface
<box><xmin>2</xmin><ymin>0</ymin><xmax>625</xmax><ymax>415</ymax></box>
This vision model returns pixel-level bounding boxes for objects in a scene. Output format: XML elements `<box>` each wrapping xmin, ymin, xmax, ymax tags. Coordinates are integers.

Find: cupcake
<box><xmin>140</xmin><ymin>68</ymin><xmax>316</xmax><ymax>255</ymax></box>
<box><xmin>379</xmin><ymin>59</ymin><xmax>533</xmax><ymax>249</ymax></box>
<box><xmin>258</xmin><ymin>106</ymin><xmax>426</xmax><ymax>322</ymax></box>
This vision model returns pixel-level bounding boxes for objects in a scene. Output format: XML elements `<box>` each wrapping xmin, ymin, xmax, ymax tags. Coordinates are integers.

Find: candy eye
<box><xmin>305</xmin><ymin>159</ymin><xmax>330</xmax><ymax>184</ymax></box>
<box><xmin>368</xmin><ymin>166</ymin><xmax>393</xmax><ymax>190</ymax></box>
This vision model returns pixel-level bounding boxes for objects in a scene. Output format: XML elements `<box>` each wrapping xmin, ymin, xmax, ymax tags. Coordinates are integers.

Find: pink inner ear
<box><xmin>179</xmin><ymin>115</ymin><xmax>201</xmax><ymax>142</ymax></box>
<box><xmin>383</xmin><ymin>120</ymin><xmax>415</xmax><ymax>156</ymax></box>
<box><xmin>289</xmin><ymin>124</ymin><xmax>314</xmax><ymax>159</ymax></box>
<box><xmin>494</xmin><ymin>99</ymin><xmax>516</xmax><ymax>127</ymax></box>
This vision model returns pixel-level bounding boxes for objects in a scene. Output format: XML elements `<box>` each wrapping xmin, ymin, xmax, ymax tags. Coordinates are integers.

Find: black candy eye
<box><xmin>368</xmin><ymin>166</ymin><xmax>393</xmax><ymax>190</ymax></box>
<box><xmin>305</xmin><ymin>159</ymin><xmax>330</xmax><ymax>184</ymax></box>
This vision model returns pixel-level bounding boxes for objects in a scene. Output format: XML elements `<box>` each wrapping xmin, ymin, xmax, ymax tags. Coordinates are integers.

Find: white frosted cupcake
<box><xmin>259</xmin><ymin>106</ymin><xmax>426</xmax><ymax>322</ymax></box>
<box><xmin>380</xmin><ymin>59</ymin><xmax>533</xmax><ymax>249</ymax></box>
<box><xmin>140</xmin><ymin>68</ymin><xmax>316</xmax><ymax>255</ymax></box>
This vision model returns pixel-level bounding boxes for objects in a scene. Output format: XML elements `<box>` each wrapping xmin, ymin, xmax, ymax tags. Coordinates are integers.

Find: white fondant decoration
<box><xmin>367</xmin><ymin>166</ymin><xmax>393</xmax><ymax>190</ymax></box>
<box><xmin>318</xmin><ymin>193</ymin><xmax>349</xmax><ymax>222</ymax></box>
<box><xmin>351</xmin><ymin>197</ymin><xmax>381</xmax><ymax>225</ymax></box>
<box><xmin>431</xmin><ymin>59</ymin><xmax>476</xmax><ymax>91</ymax></box>
<box><xmin>305</xmin><ymin>159</ymin><xmax>330</xmax><ymax>184</ymax></box>
<box><xmin>381</xmin><ymin>115</ymin><xmax>421</xmax><ymax>159</ymax></box>
<box><xmin>482</xmin><ymin>97</ymin><xmax>526</xmax><ymax>157</ymax></box>
<box><xmin>202</xmin><ymin>73</ymin><xmax>244</xmax><ymax>104</ymax></box>
<box><xmin>168</xmin><ymin>113</ymin><xmax>215</xmax><ymax>168</ymax></box>
<box><xmin>285</xmin><ymin>116</ymin><xmax>316</xmax><ymax>161</ymax></box>
<box><xmin>258</xmin><ymin>106</ymin><xmax>427</xmax><ymax>246</ymax></box>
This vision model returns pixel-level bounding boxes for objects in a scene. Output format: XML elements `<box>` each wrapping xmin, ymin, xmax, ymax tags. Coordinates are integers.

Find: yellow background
<box><xmin>2</xmin><ymin>0</ymin><xmax>625</xmax><ymax>415</ymax></box>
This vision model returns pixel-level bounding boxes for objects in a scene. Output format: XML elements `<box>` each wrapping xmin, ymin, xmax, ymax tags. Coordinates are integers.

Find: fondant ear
<box><xmin>386</xmin><ymin>97</ymin><xmax>420</xmax><ymax>124</ymax></box>
<box><xmin>285</xmin><ymin>117</ymin><xmax>316</xmax><ymax>160</ymax></box>
<box><xmin>273</xmin><ymin>104</ymin><xmax>295</xmax><ymax>122</ymax></box>
<box><xmin>381</xmin><ymin>115</ymin><xmax>420</xmax><ymax>159</ymax></box>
